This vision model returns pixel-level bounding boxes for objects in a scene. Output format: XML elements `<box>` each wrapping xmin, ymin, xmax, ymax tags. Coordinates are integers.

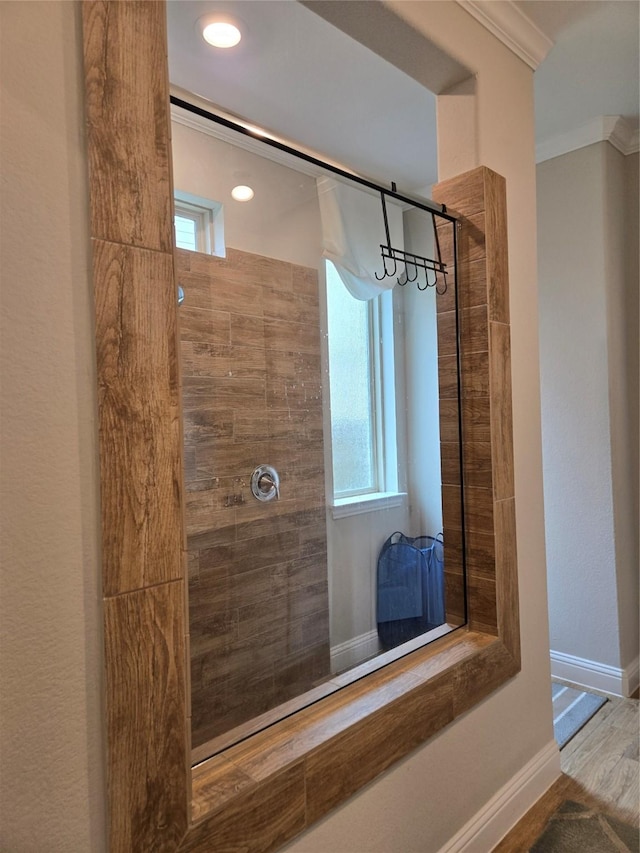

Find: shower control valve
<box><xmin>250</xmin><ymin>465</ymin><xmax>280</xmax><ymax>502</ymax></box>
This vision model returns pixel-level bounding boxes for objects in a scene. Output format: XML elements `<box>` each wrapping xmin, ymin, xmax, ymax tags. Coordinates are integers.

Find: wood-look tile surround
<box><xmin>177</xmin><ymin>247</ymin><xmax>330</xmax><ymax>747</ymax></box>
<box><xmin>434</xmin><ymin>167</ymin><xmax>516</xmax><ymax>638</ymax></box>
<box><xmin>83</xmin><ymin>2</ymin><xmax>189</xmax><ymax>848</ymax></box>
<box><xmin>83</xmin><ymin>3</ymin><xmax>520</xmax><ymax>850</ymax></box>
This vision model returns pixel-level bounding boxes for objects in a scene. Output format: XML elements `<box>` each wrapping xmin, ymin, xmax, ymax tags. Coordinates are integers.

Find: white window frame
<box><xmin>173</xmin><ymin>190</ymin><xmax>225</xmax><ymax>257</ymax></box>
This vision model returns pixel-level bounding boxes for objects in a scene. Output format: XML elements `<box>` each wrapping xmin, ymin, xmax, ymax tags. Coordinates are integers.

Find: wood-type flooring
<box><xmin>494</xmin><ymin>688</ymin><xmax>639</xmax><ymax>851</ymax></box>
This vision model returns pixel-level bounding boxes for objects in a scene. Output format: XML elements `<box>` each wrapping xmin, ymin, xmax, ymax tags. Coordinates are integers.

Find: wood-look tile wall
<box><xmin>176</xmin><ymin>247</ymin><xmax>330</xmax><ymax>748</ymax></box>
<box><xmin>433</xmin><ymin>168</ymin><xmax>517</xmax><ymax>639</ymax></box>
<box><xmin>83</xmin><ymin>3</ymin><xmax>189</xmax><ymax>849</ymax></box>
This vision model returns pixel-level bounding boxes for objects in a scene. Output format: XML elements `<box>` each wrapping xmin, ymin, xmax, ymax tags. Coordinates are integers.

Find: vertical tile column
<box><xmin>433</xmin><ymin>168</ymin><xmax>519</xmax><ymax>657</ymax></box>
<box><xmin>82</xmin><ymin>3</ymin><xmax>189</xmax><ymax>850</ymax></box>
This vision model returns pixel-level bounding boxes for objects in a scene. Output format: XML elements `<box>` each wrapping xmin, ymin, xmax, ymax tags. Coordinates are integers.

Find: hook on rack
<box><xmin>375</xmin><ymin>252</ymin><xmax>398</xmax><ymax>280</ymax></box>
<box><xmin>397</xmin><ymin>262</ymin><xmax>416</xmax><ymax>286</ymax></box>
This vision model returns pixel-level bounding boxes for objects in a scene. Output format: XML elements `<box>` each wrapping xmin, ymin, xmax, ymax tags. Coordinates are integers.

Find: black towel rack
<box><xmin>374</xmin><ymin>185</ymin><xmax>448</xmax><ymax>294</ymax></box>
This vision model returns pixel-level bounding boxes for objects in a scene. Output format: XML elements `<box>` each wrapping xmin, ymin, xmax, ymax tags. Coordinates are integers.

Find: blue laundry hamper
<box><xmin>376</xmin><ymin>532</ymin><xmax>445</xmax><ymax>649</ymax></box>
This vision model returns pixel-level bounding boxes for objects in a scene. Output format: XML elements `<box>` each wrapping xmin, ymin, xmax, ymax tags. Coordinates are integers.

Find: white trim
<box><xmin>330</xmin><ymin>491</ymin><xmax>408</xmax><ymax>520</ymax></box>
<box><xmin>537</xmin><ymin>116</ymin><xmax>640</xmax><ymax>164</ymax></box>
<box><xmin>550</xmin><ymin>650</ymin><xmax>640</xmax><ymax>698</ymax></box>
<box><xmin>330</xmin><ymin>630</ymin><xmax>381</xmax><ymax>673</ymax></box>
<box><xmin>456</xmin><ymin>1</ymin><xmax>553</xmax><ymax>70</ymax></box>
<box><xmin>438</xmin><ymin>741</ymin><xmax>561</xmax><ymax>853</ymax></box>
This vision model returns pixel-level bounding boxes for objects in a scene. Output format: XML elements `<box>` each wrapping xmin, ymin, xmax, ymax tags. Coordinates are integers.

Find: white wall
<box><xmin>538</xmin><ymin>144</ymin><xmax>620</xmax><ymax>668</ymax></box>
<box><xmin>607</xmin><ymin>148</ymin><xmax>639</xmax><ymax>673</ymax></box>
<box><xmin>538</xmin><ymin>142</ymin><xmax>639</xmax><ymax>687</ymax></box>
<box><xmin>624</xmin><ymin>153</ymin><xmax>639</xmax><ymax>548</ymax></box>
<box><xmin>0</xmin><ymin>2</ymin><xmax>554</xmax><ymax>851</ymax></box>
<box><xmin>624</xmin><ymin>152</ymin><xmax>639</xmax><ymax>565</ymax></box>
<box><xmin>0</xmin><ymin>2</ymin><xmax>106</xmax><ymax>850</ymax></box>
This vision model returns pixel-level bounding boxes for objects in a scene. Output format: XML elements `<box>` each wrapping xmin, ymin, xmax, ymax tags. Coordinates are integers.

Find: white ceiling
<box><xmin>167</xmin><ymin>0</ymin><xmax>640</xmax><ymax>192</ymax></box>
<box><xmin>167</xmin><ymin>0</ymin><xmax>437</xmax><ymax>193</ymax></box>
<box><xmin>520</xmin><ymin>0</ymin><xmax>639</xmax><ymax>141</ymax></box>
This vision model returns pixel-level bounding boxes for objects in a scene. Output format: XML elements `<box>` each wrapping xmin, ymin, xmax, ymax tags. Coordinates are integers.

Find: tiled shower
<box><xmin>177</xmin><ymin>247</ymin><xmax>331</xmax><ymax>748</ymax></box>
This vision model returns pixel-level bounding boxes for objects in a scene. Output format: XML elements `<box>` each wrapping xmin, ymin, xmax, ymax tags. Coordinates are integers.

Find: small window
<box><xmin>173</xmin><ymin>190</ymin><xmax>225</xmax><ymax>256</ymax></box>
<box><xmin>174</xmin><ymin>213</ymin><xmax>199</xmax><ymax>252</ymax></box>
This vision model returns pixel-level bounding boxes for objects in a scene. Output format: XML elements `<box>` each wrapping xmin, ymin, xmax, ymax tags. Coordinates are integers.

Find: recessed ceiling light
<box><xmin>231</xmin><ymin>185</ymin><xmax>254</xmax><ymax>202</ymax></box>
<box><xmin>202</xmin><ymin>20</ymin><xmax>241</xmax><ymax>48</ymax></box>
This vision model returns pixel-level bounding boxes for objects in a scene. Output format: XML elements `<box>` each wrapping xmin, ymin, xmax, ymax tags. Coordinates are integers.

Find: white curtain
<box><xmin>316</xmin><ymin>175</ymin><xmax>405</xmax><ymax>301</ymax></box>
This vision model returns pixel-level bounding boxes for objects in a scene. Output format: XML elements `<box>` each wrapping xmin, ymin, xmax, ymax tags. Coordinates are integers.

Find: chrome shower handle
<box><xmin>258</xmin><ymin>472</ymin><xmax>280</xmax><ymax>500</ymax></box>
<box><xmin>250</xmin><ymin>465</ymin><xmax>280</xmax><ymax>502</ymax></box>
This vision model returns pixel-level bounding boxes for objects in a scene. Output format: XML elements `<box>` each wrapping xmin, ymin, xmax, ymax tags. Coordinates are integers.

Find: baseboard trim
<box><xmin>550</xmin><ymin>650</ymin><xmax>639</xmax><ymax>697</ymax></box>
<box><xmin>438</xmin><ymin>740</ymin><xmax>560</xmax><ymax>853</ymax></box>
<box><xmin>330</xmin><ymin>629</ymin><xmax>380</xmax><ymax>673</ymax></box>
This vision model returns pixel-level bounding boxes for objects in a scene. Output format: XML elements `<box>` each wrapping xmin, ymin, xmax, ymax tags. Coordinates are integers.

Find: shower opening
<box><xmin>171</xmin><ymin>98</ymin><xmax>467</xmax><ymax>763</ymax></box>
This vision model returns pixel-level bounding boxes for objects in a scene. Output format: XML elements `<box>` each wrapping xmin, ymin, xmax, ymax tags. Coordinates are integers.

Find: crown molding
<box><xmin>610</xmin><ymin>118</ymin><xmax>640</xmax><ymax>156</ymax></box>
<box><xmin>536</xmin><ymin>116</ymin><xmax>640</xmax><ymax>164</ymax></box>
<box><xmin>456</xmin><ymin>0</ymin><xmax>553</xmax><ymax>70</ymax></box>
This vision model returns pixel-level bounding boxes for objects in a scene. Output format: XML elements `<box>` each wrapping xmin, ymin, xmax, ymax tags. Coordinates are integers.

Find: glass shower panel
<box><xmin>172</xmin><ymin>112</ymin><xmax>467</xmax><ymax>760</ymax></box>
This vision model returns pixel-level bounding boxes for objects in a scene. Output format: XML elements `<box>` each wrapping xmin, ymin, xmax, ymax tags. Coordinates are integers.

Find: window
<box><xmin>325</xmin><ymin>261</ymin><xmax>400</xmax><ymax>508</ymax></box>
<box><xmin>174</xmin><ymin>212</ymin><xmax>199</xmax><ymax>251</ymax></box>
<box><xmin>173</xmin><ymin>190</ymin><xmax>225</xmax><ymax>256</ymax></box>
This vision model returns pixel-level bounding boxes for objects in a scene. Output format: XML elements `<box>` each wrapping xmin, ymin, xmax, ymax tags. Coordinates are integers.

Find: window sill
<box><xmin>330</xmin><ymin>491</ymin><xmax>408</xmax><ymax>519</ymax></box>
